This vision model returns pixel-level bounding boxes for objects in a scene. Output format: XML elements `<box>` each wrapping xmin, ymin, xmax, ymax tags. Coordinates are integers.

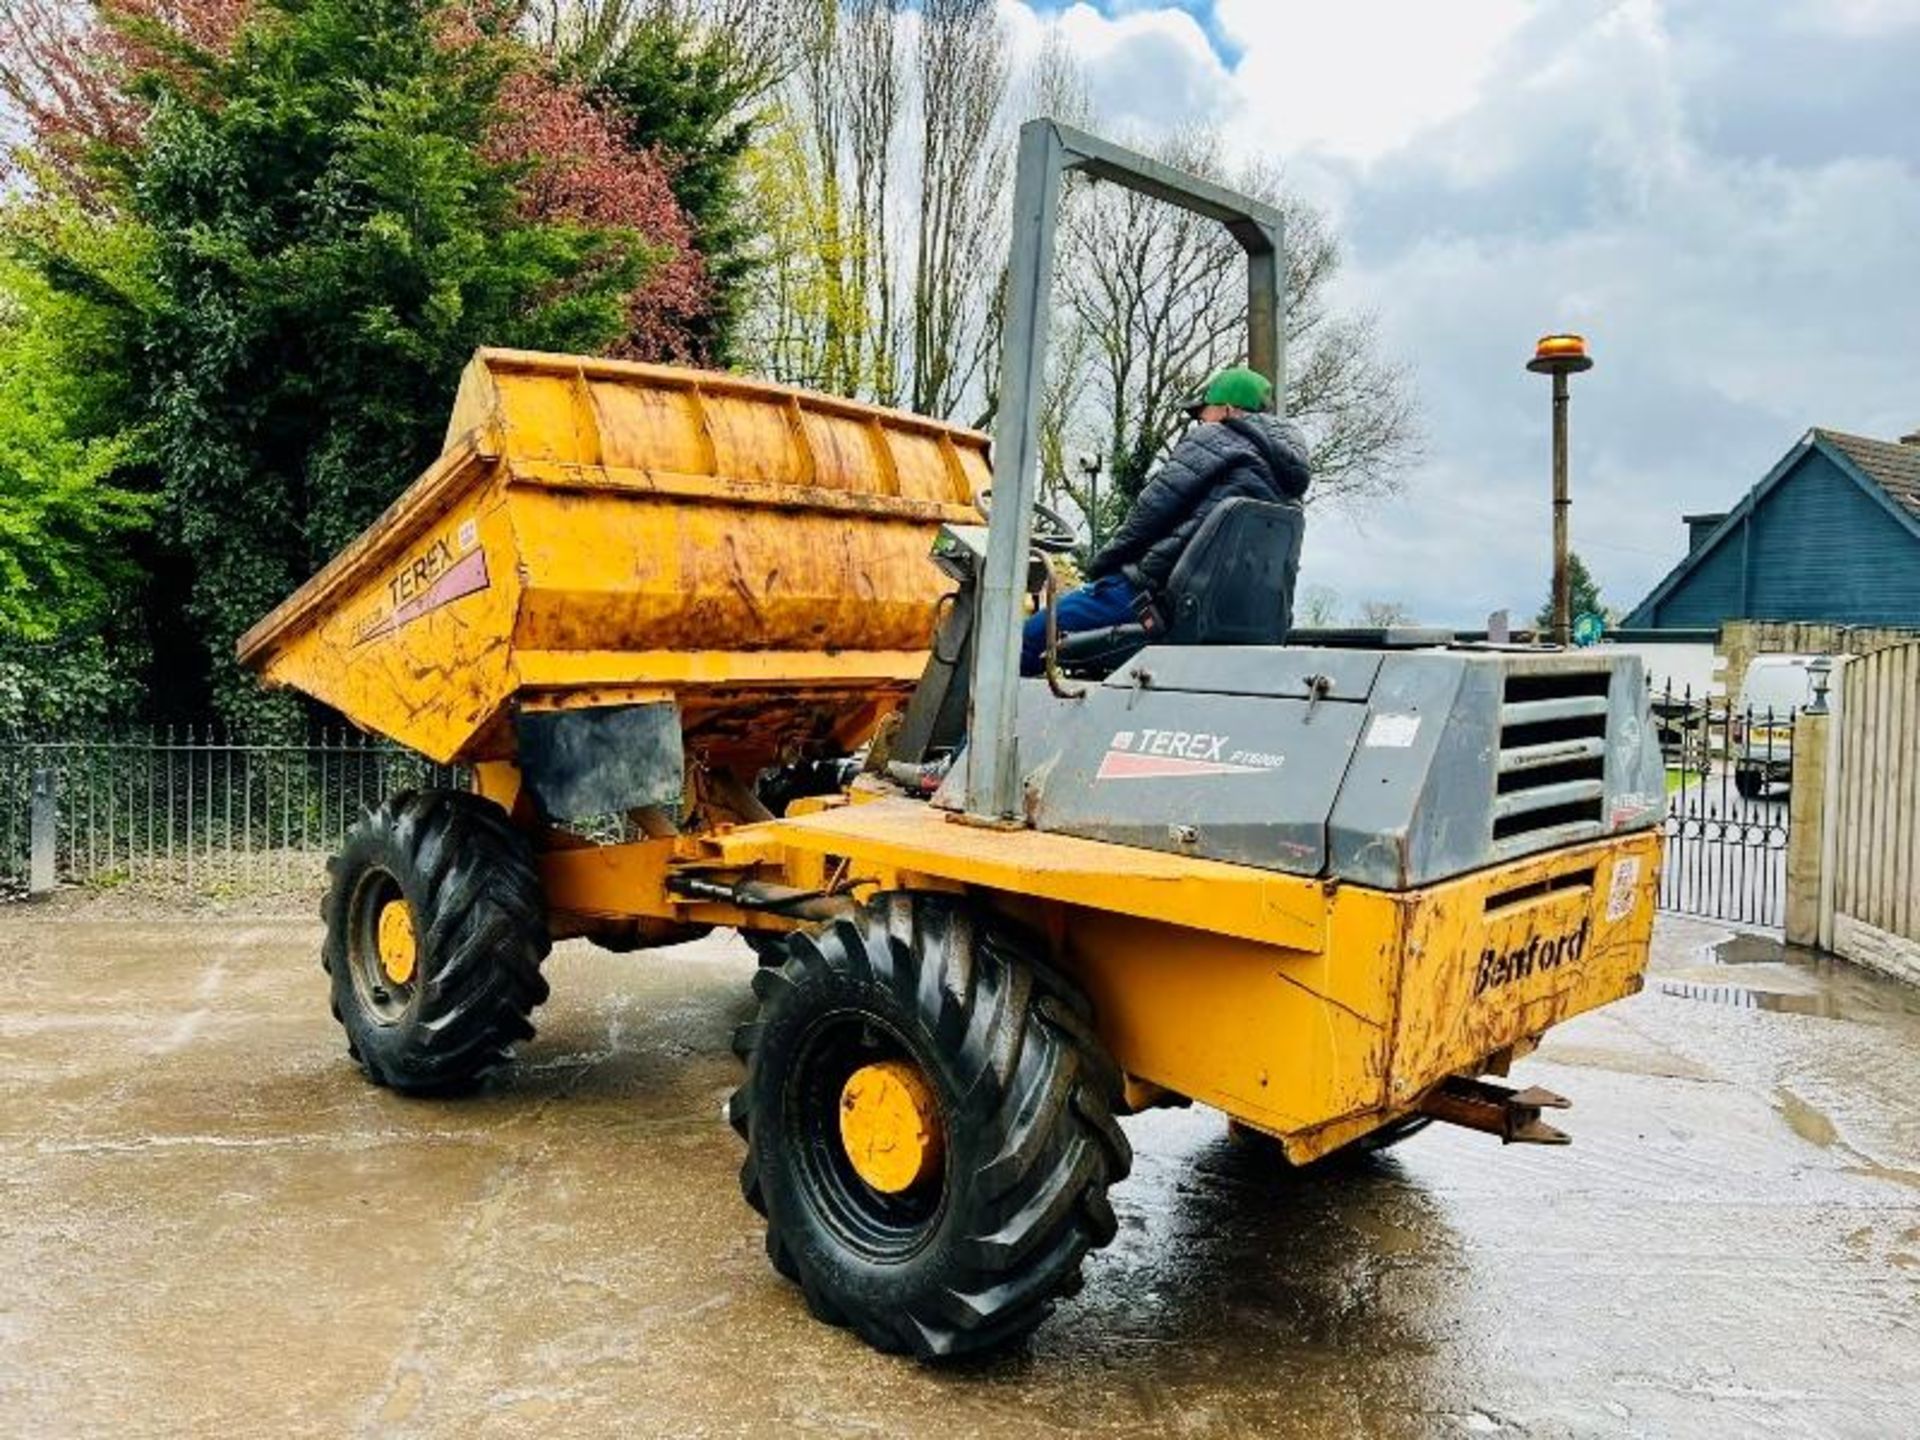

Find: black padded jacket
<box><xmin>1086</xmin><ymin>413</ymin><xmax>1311</xmax><ymax>593</ymax></box>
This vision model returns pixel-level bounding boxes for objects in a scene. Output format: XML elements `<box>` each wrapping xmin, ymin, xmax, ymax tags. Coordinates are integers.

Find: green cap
<box><xmin>1183</xmin><ymin>365</ymin><xmax>1275</xmax><ymax>419</ymax></box>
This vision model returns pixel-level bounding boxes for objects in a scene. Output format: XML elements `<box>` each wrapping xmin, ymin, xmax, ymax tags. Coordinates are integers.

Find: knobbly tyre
<box><xmin>240</xmin><ymin>121</ymin><xmax>1665</xmax><ymax>1362</ymax></box>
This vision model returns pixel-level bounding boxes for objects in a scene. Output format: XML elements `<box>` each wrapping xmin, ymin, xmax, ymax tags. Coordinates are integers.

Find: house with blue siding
<box><xmin>1626</xmin><ymin>428</ymin><xmax>1920</xmax><ymax>630</ymax></box>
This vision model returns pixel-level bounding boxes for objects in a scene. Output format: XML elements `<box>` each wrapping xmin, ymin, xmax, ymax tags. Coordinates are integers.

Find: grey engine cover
<box><xmin>960</xmin><ymin>644</ymin><xmax>1666</xmax><ymax>892</ymax></box>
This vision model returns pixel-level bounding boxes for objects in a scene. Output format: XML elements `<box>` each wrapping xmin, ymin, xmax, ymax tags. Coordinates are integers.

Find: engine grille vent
<box><xmin>1494</xmin><ymin>669</ymin><xmax>1610</xmax><ymax>852</ymax></box>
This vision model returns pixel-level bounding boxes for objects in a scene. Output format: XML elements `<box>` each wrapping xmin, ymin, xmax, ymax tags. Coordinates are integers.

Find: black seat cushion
<box><xmin>1052</xmin><ymin>499</ymin><xmax>1303</xmax><ymax>678</ymax></box>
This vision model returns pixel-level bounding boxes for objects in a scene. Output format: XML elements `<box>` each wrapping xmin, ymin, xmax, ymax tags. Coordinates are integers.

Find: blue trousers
<box><xmin>1021</xmin><ymin>574</ymin><xmax>1139</xmax><ymax>676</ymax></box>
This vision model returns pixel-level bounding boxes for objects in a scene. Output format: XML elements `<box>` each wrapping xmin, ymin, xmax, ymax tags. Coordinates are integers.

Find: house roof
<box><xmin>1815</xmin><ymin>428</ymin><xmax>1920</xmax><ymax>523</ymax></box>
<box><xmin>1624</xmin><ymin>427</ymin><xmax>1920</xmax><ymax>626</ymax></box>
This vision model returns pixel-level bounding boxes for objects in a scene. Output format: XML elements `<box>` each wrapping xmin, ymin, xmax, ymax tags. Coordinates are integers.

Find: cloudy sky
<box><xmin>1003</xmin><ymin>0</ymin><xmax>1920</xmax><ymax>626</ymax></box>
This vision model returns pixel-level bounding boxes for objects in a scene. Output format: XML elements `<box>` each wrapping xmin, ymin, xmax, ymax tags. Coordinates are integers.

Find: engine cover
<box><xmin>967</xmin><ymin>645</ymin><xmax>1667</xmax><ymax>891</ymax></box>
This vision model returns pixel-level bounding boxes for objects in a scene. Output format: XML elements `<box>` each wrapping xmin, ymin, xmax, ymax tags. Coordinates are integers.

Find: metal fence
<box><xmin>1</xmin><ymin>731</ymin><xmax>463</xmax><ymax>902</ymax></box>
<box><xmin>1652</xmin><ymin>685</ymin><xmax>1797</xmax><ymax>929</ymax></box>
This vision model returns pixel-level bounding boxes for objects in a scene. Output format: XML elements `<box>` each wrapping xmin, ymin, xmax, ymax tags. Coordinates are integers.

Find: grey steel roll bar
<box><xmin>963</xmin><ymin>118</ymin><xmax>1286</xmax><ymax>823</ymax></box>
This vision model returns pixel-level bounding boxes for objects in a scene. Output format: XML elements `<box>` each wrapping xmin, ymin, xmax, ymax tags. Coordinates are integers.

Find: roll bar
<box><xmin>962</xmin><ymin>118</ymin><xmax>1286</xmax><ymax>823</ymax></box>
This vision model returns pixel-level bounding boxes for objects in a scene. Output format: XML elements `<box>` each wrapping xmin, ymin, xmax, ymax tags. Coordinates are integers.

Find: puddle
<box><xmin>1654</xmin><ymin>932</ymin><xmax>1920</xmax><ymax>1025</ymax></box>
<box><xmin>1774</xmin><ymin>1087</ymin><xmax>1838</xmax><ymax>1148</ymax></box>
<box><xmin>1711</xmin><ymin>934</ymin><xmax>1812</xmax><ymax>967</ymax></box>
<box><xmin>1657</xmin><ymin>981</ymin><xmax>1840</xmax><ymax>1018</ymax></box>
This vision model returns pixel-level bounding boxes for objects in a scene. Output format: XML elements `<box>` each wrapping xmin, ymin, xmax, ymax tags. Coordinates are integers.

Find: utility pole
<box><xmin>1527</xmin><ymin>333</ymin><xmax>1594</xmax><ymax>645</ymax></box>
<box><xmin>1078</xmin><ymin>452</ymin><xmax>1103</xmax><ymax>553</ymax></box>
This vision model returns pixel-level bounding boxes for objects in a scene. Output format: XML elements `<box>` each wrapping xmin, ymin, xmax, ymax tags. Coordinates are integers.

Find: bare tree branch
<box><xmin>739</xmin><ymin>11</ymin><xmax>1420</xmax><ymax>526</ymax></box>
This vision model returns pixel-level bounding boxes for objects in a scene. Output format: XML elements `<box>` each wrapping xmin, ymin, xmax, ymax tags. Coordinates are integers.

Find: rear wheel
<box><xmin>1735</xmin><ymin>768</ymin><xmax>1764</xmax><ymax>800</ymax></box>
<box><xmin>729</xmin><ymin>895</ymin><xmax>1131</xmax><ymax>1359</ymax></box>
<box><xmin>322</xmin><ymin>790</ymin><xmax>550</xmax><ymax>1092</ymax></box>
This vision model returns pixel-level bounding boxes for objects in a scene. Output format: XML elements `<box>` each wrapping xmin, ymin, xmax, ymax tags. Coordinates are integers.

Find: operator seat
<box><xmin>1054</xmin><ymin>498</ymin><xmax>1304</xmax><ymax>678</ymax></box>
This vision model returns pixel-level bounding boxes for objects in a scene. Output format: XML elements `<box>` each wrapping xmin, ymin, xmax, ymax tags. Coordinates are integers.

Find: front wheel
<box><xmin>322</xmin><ymin>790</ymin><xmax>550</xmax><ymax>1092</ymax></box>
<box><xmin>729</xmin><ymin>895</ymin><xmax>1131</xmax><ymax>1359</ymax></box>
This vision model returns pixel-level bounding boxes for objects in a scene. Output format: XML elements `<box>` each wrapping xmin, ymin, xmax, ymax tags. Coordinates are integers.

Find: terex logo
<box><xmin>1473</xmin><ymin>917</ymin><xmax>1590</xmax><ymax>997</ymax></box>
<box><xmin>351</xmin><ymin>521</ymin><xmax>490</xmax><ymax>648</ymax></box>
<box><xmin>389</xmin><ymin>537</ymin><xmax>458</xmax><ymax>608</ymax></box>
<box><xmin>1094</xmin><ymin>729</ymin><xmax>1285</xmax><ymax>781</ymax></box>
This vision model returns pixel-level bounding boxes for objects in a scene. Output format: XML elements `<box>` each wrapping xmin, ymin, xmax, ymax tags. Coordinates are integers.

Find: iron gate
<box><xmin>1652</xmin><ymin>684</ymin><xmax>1795</xmax><ymax>928</ymax></box>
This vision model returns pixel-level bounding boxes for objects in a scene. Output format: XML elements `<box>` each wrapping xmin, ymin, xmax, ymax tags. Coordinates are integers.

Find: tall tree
<box><xmin>485</xmin><ymin>65</ymin><xmax>709</xmax><ymax>361</ymax></box>
<box><xmin>737</xmin><ymin>0</ymin><xmax>1010</xmax><ymax>412</ymax></box>
<box><xmin>133</xmin><ymin>0</ymin><xmax>652</xmax><ymax>728</ymax></box>
<box><xmin>0</xmin><ymin>166</ymin><xmax>160</xmax><ymax>731</ymax></box>
<box><xmin>735</xmin><ymin>110</ymin><xmax>856</xmax><ymax>388</ymax></box>
<box><xmin>1535</xmin><ymin>550</ymin><xmax>1608</xmax><ymax>629</ymax></box>
<box><xmin>739</xmin><ymin>15</ymin><xmax>1418</xmax><ymax>535</ymax></box>
<box><xmin>526</xmin><ymin>0</ymin><xmax>802</xmax><ymax>360</ymax></box>
<box><xmin>843</xmin><ymin>0</ymin><xmax>903</xmax><ymax>401</ymax></box>
<box><xmin>0</xmin><ymin>245</ymin><xmax>151</xmax><ymax>733</ymax></box>
<box><xmin>1056</xmin><ymin>128</ymin><xmax>1252</xmax><ymax>507</ymax></box>
<box><xmin>909</xmin><ymin>0</ymin><xmax>1006</xmax><ymax>418</ymax></box>
<box><xmin>3</xmin><ymin>0</ymin><xmax>678</xmax><ymax>730</ymax></box>
<box><xmin>585</xmin><ymin>6</ymin><xmax>789</xmax><ymax>361</ymax></box>
<box><xmin>0</xmin><ymin>0</ymin><xmax>251</xmax><ymax>202</ymax></box>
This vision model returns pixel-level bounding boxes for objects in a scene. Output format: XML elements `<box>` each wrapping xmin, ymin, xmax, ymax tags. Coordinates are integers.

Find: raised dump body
<box><xmin>238</xmin><ymin>349</ymin><xmax>986</xmax><ymax>768</ymax></box>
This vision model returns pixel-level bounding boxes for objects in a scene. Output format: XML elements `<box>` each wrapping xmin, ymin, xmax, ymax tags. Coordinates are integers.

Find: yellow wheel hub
<box><xmin>376</xmin><ymin>899</ymin><xmax>418</xmax><ymax>986</ymax></box>
<box><xmin>839</xmin><ymin>1059</ymin><xmax>944</xmax><ymax>1194</ymax></box>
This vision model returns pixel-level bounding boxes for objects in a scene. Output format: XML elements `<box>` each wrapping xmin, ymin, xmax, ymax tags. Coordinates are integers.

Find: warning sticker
<box><xmin>1364</xmin><ymin>713</ymin><xmax>1421</xmax><ymax>749</ymax></box>
<box><xmin>1607</xmin><ymin>856</ymin><xmax>1643</xmax><ymax>922</ymax></box>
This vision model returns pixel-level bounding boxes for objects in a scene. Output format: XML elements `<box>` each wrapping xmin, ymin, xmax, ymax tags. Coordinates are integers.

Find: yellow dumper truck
<box><xmin>241</xmin><ymin>122</ymin><xmax>1665</xmax><ymax>1359</ymax></box>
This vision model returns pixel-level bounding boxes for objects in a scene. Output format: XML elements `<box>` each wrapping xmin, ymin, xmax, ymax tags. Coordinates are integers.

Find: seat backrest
<box><xmin>1160</xmin><ymin>498</ymin><xmax>1303</xmax><ymax>645</ymax></box>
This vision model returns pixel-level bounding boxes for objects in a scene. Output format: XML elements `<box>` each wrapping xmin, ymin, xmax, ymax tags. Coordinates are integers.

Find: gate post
<box><xmin>28</xmin><ymin>767</ymin><xmax>56</xmax><ymax>898</ymax></box>
<box><xmin>1784</xmin><ymin>709</ymin><xmax>1829</xmax><ymax>947</ymax></box>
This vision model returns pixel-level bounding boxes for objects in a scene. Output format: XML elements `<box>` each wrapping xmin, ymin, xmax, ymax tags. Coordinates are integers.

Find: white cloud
<box><xmin>1215</xmin><ymin>0</ymin><xmax>1531</xmax><ymax>161</ymax></box>
<box><xmin>1003</xmin><ymin>1</ymin><xmax>1532</xmax><ymax>159</ymax></box>
<box><xmin>1798</xmin><ymin>0</ymin><xmax>1920</xmax><ymax>34</ymax></box>
<box><xmin>999</xmin><ymin>1</ymin><xmax>1234</xmax><ymax>129</ymax></box>
<box><xmin>999</xmin><ymin>1</ymin><xmax>1920</xmax><ymax>623</ymax></box>
<box><xmin>1304</xmin><ymin>3</ymin><xmax>1920</xmax><ymax>623</ymax></box>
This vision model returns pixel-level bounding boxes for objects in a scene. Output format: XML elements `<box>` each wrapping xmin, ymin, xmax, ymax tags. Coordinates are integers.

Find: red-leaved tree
<box><xmin>2</xmin><ymin>0</ymin><xmax>709</xmax><ymax>359</ymax></box>
<box><xmin>485</xmin><ymin>67</ymin><xmax>708</xmax><ymax>362</ymax></box>
<box><xmin>0</xmin><ymin>0</ymin><xmax>249</xmax><ymax>198</ymax></box>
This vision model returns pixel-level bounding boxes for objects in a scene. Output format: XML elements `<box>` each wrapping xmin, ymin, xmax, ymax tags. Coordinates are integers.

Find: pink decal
<box><xmin>1095</xmin><ymin>751</ymin><xmax>1266</xmax><ymax>781</ymax></box>
<box><xmin>391</xmin><ymin>547</ymin><xmax>489</xmax><ymax>629</ymax></box>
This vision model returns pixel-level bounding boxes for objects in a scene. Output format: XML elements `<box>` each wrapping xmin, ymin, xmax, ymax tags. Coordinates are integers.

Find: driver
<box><xmin>1020</xmin><ymin>366</ymin><xmax>1311</xmax><ymax>675</ymax></box>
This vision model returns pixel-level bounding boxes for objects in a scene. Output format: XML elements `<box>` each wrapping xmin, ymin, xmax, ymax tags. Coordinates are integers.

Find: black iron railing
<box><xmin>1</xmin><ymin>730</ymin><xmax>463</xmax><ymax>901</ymax></box>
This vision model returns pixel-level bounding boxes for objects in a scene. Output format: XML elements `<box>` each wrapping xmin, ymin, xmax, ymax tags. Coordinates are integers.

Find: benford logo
<box><xmin>1473</xmin><ymin>917</ymin><xmax>1590</xmax><ymax>997</ymax></box>
<box><xmin>1094</xmin><ymin>729</ymin><xmax>1285</xmax><ymax>781</ymax></box>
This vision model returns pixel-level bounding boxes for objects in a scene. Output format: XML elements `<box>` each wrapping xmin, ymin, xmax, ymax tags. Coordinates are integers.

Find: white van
<box><xmin>1734</xmin><ymin>655</ymin><xmax>1823</xmax><ymax>798</ymax></box>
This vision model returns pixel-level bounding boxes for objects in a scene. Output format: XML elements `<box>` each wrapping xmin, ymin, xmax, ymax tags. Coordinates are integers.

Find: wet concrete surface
<box><xmin>2</xmin><ymin>909</ymin><xmax>1916</xmax><ymax>1439</ymax></box>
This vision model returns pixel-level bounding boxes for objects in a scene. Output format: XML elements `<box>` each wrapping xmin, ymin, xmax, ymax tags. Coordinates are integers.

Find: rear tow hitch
<box><xmin>1419</xmin><ymin>1077</ymin><xmax>1573</xmax><ymax>1145</ymax></box>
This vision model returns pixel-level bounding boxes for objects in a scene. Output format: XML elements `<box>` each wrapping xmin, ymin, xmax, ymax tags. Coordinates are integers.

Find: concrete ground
<box><xmin>2</xmin><ymin>907</ymin><xmax>1916</xmax><ymax>1440</ymax></box>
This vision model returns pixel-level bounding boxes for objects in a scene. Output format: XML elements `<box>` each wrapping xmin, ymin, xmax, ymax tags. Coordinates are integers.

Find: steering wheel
<box><xmin>976</xmin><ymin>488</ymin><xmax>1078</xmax><ymax>554</ymax></box>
